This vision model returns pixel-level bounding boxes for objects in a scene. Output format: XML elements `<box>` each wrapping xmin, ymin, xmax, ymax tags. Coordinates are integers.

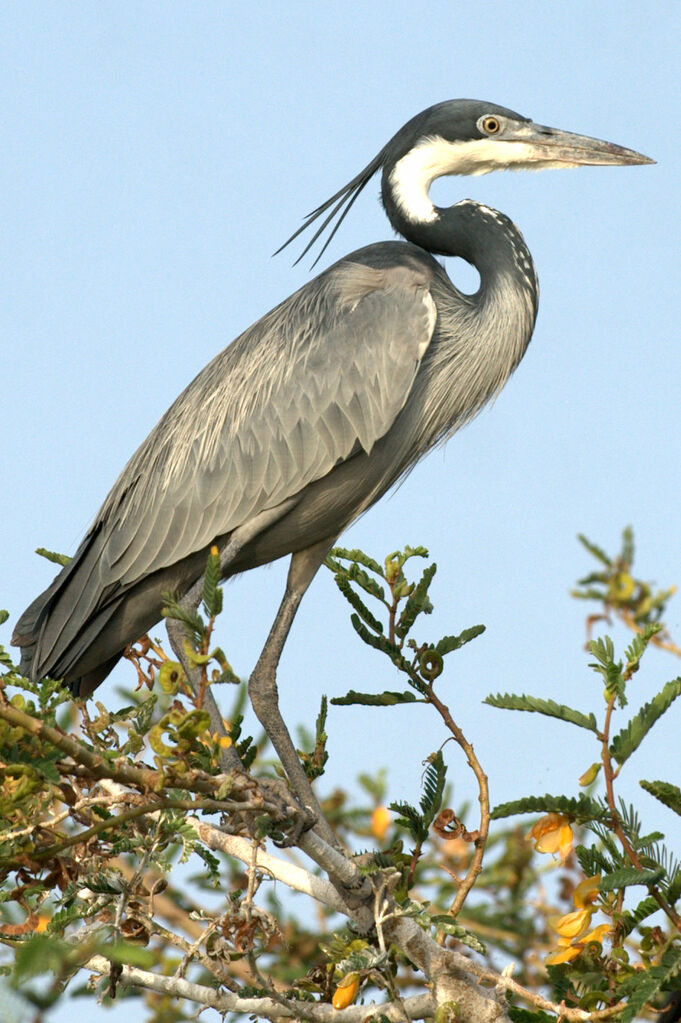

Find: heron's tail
<box><xmin>12</xmin><ymin>575</ymin><xmax>64</xmax><ymax>679</ymax></box>
<box><xmin>11</xmin><ymin>529</ymin><xmax>127</xmax><ymax>697</ymax></box>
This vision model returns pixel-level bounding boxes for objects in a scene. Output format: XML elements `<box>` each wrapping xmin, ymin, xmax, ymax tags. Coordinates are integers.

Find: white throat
<box><xmin>389</xmin><ymin>135</ymin><xmax>548</xmax><ymax>224</ymax></box>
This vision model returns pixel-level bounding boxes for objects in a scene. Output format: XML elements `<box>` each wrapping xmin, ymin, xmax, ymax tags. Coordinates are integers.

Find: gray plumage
<box><xmin>13</xmin><ymin>99</ymin><xmax>651</xmax><ymax>697</ymax></box>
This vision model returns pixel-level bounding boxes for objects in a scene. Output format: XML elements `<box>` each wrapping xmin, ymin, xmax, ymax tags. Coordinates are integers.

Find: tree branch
<box><xmin>84</xmin><ymin>953</ymin><xmax>435</xmax><ymax>1021</ymax></box>
<box><xmin>189</xmin><ymin>820</ymin><xmax>346</xmax><ymax>913</ymax></box>
<box><xmin>424</xmin><ymin>683</ymin><xmax>490</xmax><ymax>916</ymax></box>
<box><xmin>189</xmin><ymin>819</ymin><xmax>374</xmax><ymax>930</ymax></box>
<box><xmin>385</xmin><ymin>917</ymin><xmax>511</xmax><ymax>1023</ymax></box>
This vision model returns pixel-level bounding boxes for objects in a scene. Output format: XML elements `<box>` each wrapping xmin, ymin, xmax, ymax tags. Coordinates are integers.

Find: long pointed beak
<box><xmin>527</xmin><ymin>123</ymin><xmax>654</xmax><ymax>167</ymax></box>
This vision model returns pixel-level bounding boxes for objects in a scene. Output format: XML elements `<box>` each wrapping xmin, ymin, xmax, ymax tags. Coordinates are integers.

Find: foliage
<box><xmin>0</xmin><ymin>528</ymin><xmax>678</xmax><ymax>1023</ymax></box>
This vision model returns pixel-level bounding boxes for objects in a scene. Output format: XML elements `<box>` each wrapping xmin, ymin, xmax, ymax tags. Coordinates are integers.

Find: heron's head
<box><xmin>385</xmin><ymin>98</ymin><xmax>654</xmax><ymax>223</ymax></box>
<box><xmin>278</xmin><ymin>98</ymin><xmax>653</xmax><ymax>265</ymax></box>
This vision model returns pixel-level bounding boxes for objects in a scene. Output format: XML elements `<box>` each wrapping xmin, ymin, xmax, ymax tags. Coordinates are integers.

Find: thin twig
<box><xmin>424</xmin><ymin>683</ymin><xmax>490</xmax><ymax>917</ymax></box>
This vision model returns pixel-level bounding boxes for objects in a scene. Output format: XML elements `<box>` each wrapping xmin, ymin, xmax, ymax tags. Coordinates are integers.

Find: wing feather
<box><xmin>94</xmin><ymin>257</ymin><xmax>437</xmax><ymax>587</ymax></box>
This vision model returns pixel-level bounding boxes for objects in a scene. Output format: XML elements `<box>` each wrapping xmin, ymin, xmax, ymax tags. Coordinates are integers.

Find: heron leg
<box><xmin>248</xmin><ymin>538</ymin><xmax>339</xmax><ymax>849</ymax></box>
<box><xmin>166</xmin><ymin>504</ymin><xmax>300</xmax><ymax>773</ymax></box>
<box><xmin>167</xmin><ymin>540</ymin><xmax>244</xmax><ymax>773</ymax></box>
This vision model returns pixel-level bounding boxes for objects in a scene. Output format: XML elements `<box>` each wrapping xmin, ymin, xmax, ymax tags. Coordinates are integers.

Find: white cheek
<box><xmin>389</xmin><ymin>137</ymin><xmax>470</xmax><ymax>223</ymax></box>
<box><xmin>389</xmin><ymin>151</ymin><xmax>440</xmax><ymax>223</ymax></box>
<box><xmin>388</xmin><ymin>137</ymin><xmax>560</xmax><ymax>222</ymax></box>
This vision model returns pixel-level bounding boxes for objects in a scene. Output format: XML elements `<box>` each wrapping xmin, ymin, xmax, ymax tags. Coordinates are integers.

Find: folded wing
<box><xmin>14</xmin><ymin>255</ymin><xmax>437</xmax><ymax>680</ymax></box>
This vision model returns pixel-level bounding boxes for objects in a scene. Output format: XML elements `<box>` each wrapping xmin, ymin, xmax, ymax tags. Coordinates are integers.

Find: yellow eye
<box><xmin>482</xmin><ymin>116</ymin><xmax>501</xmax><ymax>135</ymax></box>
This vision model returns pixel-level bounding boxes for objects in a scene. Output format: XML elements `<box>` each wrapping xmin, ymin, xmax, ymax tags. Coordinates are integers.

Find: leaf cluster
<box><xmin>325</xmin><ymin>546</ymin><xmax>484</xmax><ymax>705</ymax></box>
<box><xmin>390</xmin><ymin>750</ymin><xmax>447</xmax><ymax>845</ymax></box>
<box><xmin>573</xmin><ymin>528</ymin><xmax>675</xmax><ymax>627</ymax></box>
<box><xmin>485</xmin><ymin>531</ymin><xmax>681</xmax><ymax>1019</ymax></box>
<box><xmin>0</xmin><ymin>531</ymin><xmax>679</xmax><ymax>1023</ymax></box>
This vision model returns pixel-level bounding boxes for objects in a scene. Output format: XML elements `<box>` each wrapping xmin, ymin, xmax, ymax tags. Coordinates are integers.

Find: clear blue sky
<box><xmin>1</xmin><ymin>3</ymin><xmax>679</xmax><ymax>1018</ymax></box>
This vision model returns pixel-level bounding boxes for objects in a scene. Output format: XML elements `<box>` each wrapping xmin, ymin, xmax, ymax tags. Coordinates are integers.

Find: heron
<box><xmin>13</xmin><ymin>99</ymin><xmax>651</xmax><ymax>837</ymax></box>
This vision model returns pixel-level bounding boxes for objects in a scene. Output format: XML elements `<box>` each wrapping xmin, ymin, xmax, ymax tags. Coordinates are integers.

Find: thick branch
<box><xmin>190</xmin><ymin>820</ymin><xmax>346</xmax><ymax>912</ymax></box>
<box><xmin>385</xmin><ymin>917</ymin><xmax>510</xmax><ymax>1023</ymax></box>
<box><xmin>84</xmin><ymin>954</ymin><xmax>434</xmax><ymax>1021</ymax></box>
<box><xmin>190</xmin><ymin>819</ymin><xmax>374</xmax><ymax>930</ymax></box>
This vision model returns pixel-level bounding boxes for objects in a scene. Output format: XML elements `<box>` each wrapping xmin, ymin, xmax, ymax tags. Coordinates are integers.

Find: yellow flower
<box><xmin>530</xmin><ymin>814</ymin><xmax>573</xmax><ymax>862</ymax></box>
<box><xmin>546</xmin><ymin>921</ymin><xmax>610</xmax><ymax>966</ymax></box>
<box><xmin>370</xmin><ymin>806</ymin><xmax>391</xmax><ymax>842</ymax></box>
<box><xmin>545</xmin><ymin>944</ymin><xmax>582</xmax><ymax>966</ymax></box>
<box><xmin>581</xmin><ymin>923</ymin><xmax>610</xmax><ymax>945</ymax></box>
<box><xmin>549</xmin><ymin>908</ymin><xmax>594</xmax><ymax>941</ymax></box>
<box><xmin>332</xmin><ymin>973</ymin><xmax>360</xmax><ymax>1010</ymax></box>
<box><xmin>573</xmin><ymin>874</ymin><xmax>601</xmax><ymax>909</ymax></box>
<box><xmin>578</xmin><ymin>763</ymin><xmax>601</xmax><ymax>787</ymax></box>
<box><xmin>545</xmin><ymin>873</ymin><xmax>609</xmax><ymax>966</ymax></box>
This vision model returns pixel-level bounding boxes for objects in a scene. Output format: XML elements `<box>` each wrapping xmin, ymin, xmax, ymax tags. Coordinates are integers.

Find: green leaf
<box><xmin>420</xmin><ymin>750</ymin><xmax>446</xmax><ymax>827</ymax></box>
<box><xmin>576</xmin><ymin>843</ymin><xmax>615</xmax><ymax>878</ymax></box>
<box><xmin>331</xmin><ymin>689</ymin><xmax>418</xmax><ymax>706</ymax></box>
<box><xmin>0</xmin><ymin>645</ymin><xmax>15</xmax><ymax>669</ymax></box>
<box><xmin>201</xmin><ymin>547</ymin><xmax>223</xmax><ymax>617</ymax></box>
<box><xmin>508</xmin><ymin>1010</ymin><xmax>557</xmax><ymax>1023</ymax></box>
<box><xmin>395</xmin><ymin>563</ymin><xmax>436</xmax><ymax>639</ymax></box>
<box><xmin>0</xmin><ymin>609</ymin><xmax>9</xmax><ymax>626</ymax></box>
<box><xmin>30</xmin><ymin>756</ymin><xmax>61</xmax><ymax>783</ymax></box>
<box><xmin>106</xmin><ymin>942</ymin><xmax>156</xmax><ymax>969</ymax></box>
<box><xmin>134</xmin><ymin>694</ymin><xmax>157</xmax><ymax>735</ymax></box>
<box><xmin>327</xmin><ymin>547</ymin><xmax>384</xmax><ymax>577</ymax></box>
<box><xmin>161</xmin><ymin>592</ymin><xmax>205</xmax><ymax>637</ymax></box>
<box><xmin>640</xmin><ymin>780</ymin><xmax>681</xmax><ymax>817</ymax></box>
<box><xmin>389</xmin><ymin>802</ymin><xmax>421</xmax><ymax>824</ymax></box>
<box><xmin>342</xmin><ymin>562</ymin><xmax>386</xmax><ymax>603</ymax></box>
<box><xmin>636</xmin><ymin>831</ymin><xmax>665</xmax><ymax>850</ymax></box>
<box><xmin>571</xmin><ymin>586</ymin><xmax>608</xmax><ymax>601</ymax></box>
<box><xmin>349</xmin><ymin>614</ymin><xmax>413</xmax><ymax>674</ymax></box>
<box><xmin>588</xmin><ymin>636</ymin><xmax>626</xmax><ymax>705</ymax></box>
<box><xmin>491</xmin><ymin>793</ymin><xmax>607</xmax><ymax>821</ymax></box>
<box><xmin>619</xmin><ymin>943</ymin><xmax>681</xmax><ymax>1023</ymax></box>
<box><xmin>429</xmin><ymin>916</ymin><xmax>486</xmax><ymax>953</ymax></box>
<box><xmin>624</xmin><ymin>624</ymin><xmax>663</xmax><ymax>676</ymax></box>
<box><xmin>599</xmin><ymin>866</ymin><xmax>666</xmax><ymax>892</ymax></box>
<box><xmin>14</xmin><ymin>933</ymin><xmax>76</xmax><ymax>980</ymax></box>
<box><xmin>187</xmin><ymin>841</ymin><xmax>221</xmax><ymax>876</ymax></box>
<box><xmin>621</xmin><ymin>526</ymin><xmax>635</xmax><ymax>567</ymax></box>
<box><xmin>484</xmin><ymin>693</ymin><xmax>598</xmax><ymax>732</ymax></box>
<box><xmin>334</xmin><ymin>575</ymin><xmax>384</xmax><ymax>633</ymax></box>
<box><xmin>401</xmin><ymin>544</ymin><xmax>429</xmax><ymax>560</ymax></box>
<box><xmin>667</xmin><ymin>867</ymin><xmax>681</xmax><ymax>906</ymax></box>
<box><xmin>390</xmin><ymin>800</ymin><xmax>427</xmax><ymax>842</ymax></box>
<box><xmin>35</xmin><ymin>547</ymin><xmax>72</xmax><ymax>566</ymax></box>
<box><xmin>577</xmin><ymin>533</ymin><xmax>612</xmax><ymax>567</ymax></box>
<box><xmin>435</xmin><ymin>625</ymin><xmax>486</xmax><ymax>656</ymax></box>
<box><xmin>619</xmin><ymin>895</ymin><xmax>660</xmax><ymax>938</ymax></box>
<box><xmin>316</xmin><ymin>695</ymin><xmax>327</xmax><ymax>736</ymax></box>
<box><xmin>611</xmin><ymin>679</ymin><xmax>681</xmax><ymax>765</ymax></box>
<box><xmin>47</xmin><ymin>904</ymin><xmax>85</xmax><ymax>935</ymax></box>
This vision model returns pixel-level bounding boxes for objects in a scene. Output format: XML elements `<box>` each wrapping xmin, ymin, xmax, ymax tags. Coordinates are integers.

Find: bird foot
<box><xmin>251</xmin><ymin>776</ymin><xmax>319</xmax><ymax>847</ymax></box>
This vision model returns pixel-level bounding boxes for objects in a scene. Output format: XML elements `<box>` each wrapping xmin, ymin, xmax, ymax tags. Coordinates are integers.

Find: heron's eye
<box><xmin>482</xmin><ymin>116</ymin><xmax>501</xmax><ymax>135</ymax></box>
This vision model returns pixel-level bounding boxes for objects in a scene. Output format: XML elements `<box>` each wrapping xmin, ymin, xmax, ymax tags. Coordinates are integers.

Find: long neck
<box><xmin>381</xmin><ymin>177</ymin><xmax>540</xmax><ymax>451</ymax></box>
<box><xmin>382</xmin><ymin>172</ymin><xmax>538</xmax><ymax>307</ymax></box>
